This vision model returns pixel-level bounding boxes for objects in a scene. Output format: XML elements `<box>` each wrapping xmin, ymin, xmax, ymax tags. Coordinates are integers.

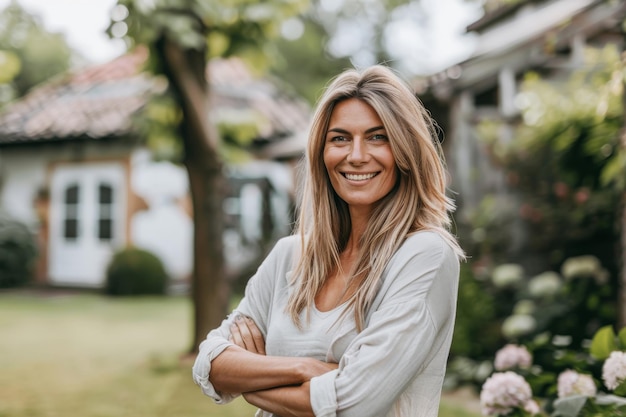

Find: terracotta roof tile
<box><xmin>0</xmin><ymin>48</ymin><xmax>310</xmax><ymax>149</ymax></box>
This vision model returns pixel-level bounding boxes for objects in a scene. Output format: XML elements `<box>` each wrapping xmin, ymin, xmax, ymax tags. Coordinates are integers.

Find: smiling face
<box><xmin>323</xmin><ymin>98</ymin><xmax>398</xmax><ymax>217</ymax></box>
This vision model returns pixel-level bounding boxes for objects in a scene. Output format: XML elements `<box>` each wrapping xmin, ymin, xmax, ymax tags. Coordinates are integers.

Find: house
<box><xmin>0</xmin><ymin>47</ymin><xmax>310</xmax><ymax>288</ymax></box>
<box><xmin>422</xmin><ymin>0</ymin><xmax>626</xmax><ymax>218</ymax></box>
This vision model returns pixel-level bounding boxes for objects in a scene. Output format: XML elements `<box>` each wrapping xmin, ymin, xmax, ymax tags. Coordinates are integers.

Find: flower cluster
<box><xmin>557</xmin><ymin>370</ymin><xmax>597</xmax><ymax>398</ymax></box>
<box><xmin>602</xmin><ymin>351</ymin><xmax>626</xmax><ymax>391</ymax></box>
<box><xmin>480</xmin><ymin>371</ymin><xmax>539</xmax><ymax>416</ymax></box>
<box><xmin>494</xmin><ymin>344</ymin><xmax>532</xmax><ymax>371</ymax></box>
<box><xmin>480</xmin><ymin>333</ymin><xmax>626</xmax><ymax>416</ymax></box>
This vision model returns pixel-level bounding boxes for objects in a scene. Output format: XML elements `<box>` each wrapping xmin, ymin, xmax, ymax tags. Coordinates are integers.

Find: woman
<box><xmin>192</xmin><ymin>65</ymin><xmax>464</xmax><ymax>417</ymax></box>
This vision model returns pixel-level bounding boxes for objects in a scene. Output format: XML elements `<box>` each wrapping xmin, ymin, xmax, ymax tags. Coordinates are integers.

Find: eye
<box><xmin>329</xmin><ymin>135</ymin><xmax>349</xmax><ymax>142</ymax></box>
<box><xmin>370</xmin><ymin>134</ymin><xmax>388</xmax><ymax>141</ymax></box>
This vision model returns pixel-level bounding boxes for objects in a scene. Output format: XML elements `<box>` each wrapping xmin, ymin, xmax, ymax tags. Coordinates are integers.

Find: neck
<box><xmin>345</xmin><ymin>206</ymin><xmax>371</xmax><ymax>255</ymax></box>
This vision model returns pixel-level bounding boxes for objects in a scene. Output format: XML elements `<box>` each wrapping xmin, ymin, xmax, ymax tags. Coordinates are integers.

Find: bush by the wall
<box><xmin>105</xmin><ymin>247</ymin><xmax>169</xmax><ymax>296</ymax></box>
<box><xmin>0</xmin><ymin>212</ymin><xmax>37</xmax><ymax>288</ymax></box>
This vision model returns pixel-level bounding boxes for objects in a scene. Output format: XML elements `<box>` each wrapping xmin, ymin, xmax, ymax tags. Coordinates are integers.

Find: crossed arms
<box><xmin>210</xmin><ymin>315</ymin><xmax>338</xmax><ymax>417</ymax></box>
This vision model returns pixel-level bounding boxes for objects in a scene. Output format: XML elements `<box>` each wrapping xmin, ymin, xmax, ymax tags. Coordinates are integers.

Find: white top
<box><xmin>192</xmin><ymin>231</ymin><xmax>460</xmax><ymax>417</ymax></box>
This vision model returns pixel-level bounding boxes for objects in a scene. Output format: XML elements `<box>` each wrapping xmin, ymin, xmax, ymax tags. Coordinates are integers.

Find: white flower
<box><xmin>602</xmin><ymin>351</ymin><xmax>626</xmax><ymax>390</ymax></box>
<box><xmin>557</xmin><ymin>370</ymin><xmax>597</xmax><ymax>398</ymax></box>
<box><xmin>502</xmin><ymin>314</ymin><xmax>537</xmax><ymax>339</ymax></box>
<box><xmin>492</xmin><ymin>264</ymin><xmax>524</xmax><ymax>288</ymax></box>
<box><xmin>494</xmin><ymin>344</ymin><xmax>533</xmax><ymax>371</ymax></box>
<box><xmin>560</xmin><ymin>255</ymin><xmax>607</xmax><ymax>283</ymax></box>
<box><xmin>528</xmin><ymin>271</ymin><xmax>561</xmax><ymax>298</ymax></box>
<box><xmin>513</xmin><ymin>300</ymin><xmax>535</xmax><ymax>315</ymax></box>
<box><xmin>480</xmin><ymin>371</ymin><xmax>533</xmax><ymax>416</ymax></box>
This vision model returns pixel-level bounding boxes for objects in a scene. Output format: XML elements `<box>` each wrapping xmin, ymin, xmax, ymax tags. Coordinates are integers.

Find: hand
<box><xmin>229</xmin><ymin>315</ymin><xmax>266</xmax><ymax>355</ymax></box>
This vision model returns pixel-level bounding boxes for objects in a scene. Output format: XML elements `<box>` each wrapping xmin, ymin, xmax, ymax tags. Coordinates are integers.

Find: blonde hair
<box><xmin>287</xmin><ymin>65</ymin><xmax>464</xmax><ymax>331</ymax></box>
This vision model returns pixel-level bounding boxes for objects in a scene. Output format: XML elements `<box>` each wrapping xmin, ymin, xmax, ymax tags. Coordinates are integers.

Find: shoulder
<box><xmin>270</xmin><ymin>234</ymin><xmax>301</xmax><ymax>255</ymax></box>
<box><xmin>264</xmin><ymin>235</ymin><xmax>302</xmax><ymax>267</ymax></box>
<box><xmin>395</xmin><ymin>230</ymin><xmax>457</xmax><ymax>264</ymax></box>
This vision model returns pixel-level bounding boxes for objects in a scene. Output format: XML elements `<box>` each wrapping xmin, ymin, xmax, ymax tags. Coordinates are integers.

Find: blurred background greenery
<box><xmin>1</xmin><ymin>0</ymin><xmax>626</xmax><ymax>416</ymax></box>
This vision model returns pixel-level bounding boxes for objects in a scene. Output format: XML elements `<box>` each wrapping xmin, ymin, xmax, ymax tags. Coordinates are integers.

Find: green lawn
<box><xmin>0</xmin><ymin>291</ymin><xmax>480</xmax><ymax>417</ymax></box>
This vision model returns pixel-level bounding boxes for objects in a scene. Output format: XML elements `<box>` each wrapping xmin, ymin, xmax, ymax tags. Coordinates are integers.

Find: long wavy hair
<box><xmin>286</xmin><ymin>65</ymin><xmax>464</xmax><ymax>331</ymax></box>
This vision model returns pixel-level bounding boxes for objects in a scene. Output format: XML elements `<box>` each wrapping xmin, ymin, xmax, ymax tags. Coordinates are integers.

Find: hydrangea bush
<box><xmin>446</xmin><ymin>255</ymin><xmax>616</xmax><ymax>391</ymax></box>
<box><xmin>479</xmin><ymin>326</ymin><xmax>626</xmax><ymax>416</ymax></box>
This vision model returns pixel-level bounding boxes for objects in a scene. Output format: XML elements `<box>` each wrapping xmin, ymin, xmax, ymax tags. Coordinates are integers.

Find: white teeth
<box><xmin>344</xmin><ymin>173</ymin><xmax>377</xmax><ymax>181</ymax></box>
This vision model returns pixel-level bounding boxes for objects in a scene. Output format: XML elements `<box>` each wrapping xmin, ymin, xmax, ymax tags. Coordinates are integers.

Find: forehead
<box><xmin>328</xmin><ymin>98</ymin><xmax>383</xmax><ymax>128</ymax></box>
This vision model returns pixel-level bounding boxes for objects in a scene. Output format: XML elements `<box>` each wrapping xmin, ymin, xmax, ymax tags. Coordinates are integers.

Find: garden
<box><xmin>0</xmin><ymin>291</ymin><xmax>480</xmax><ymax>417</ymax></box>
<box><xmin>1</xmin><ymin>44</ymin><xmax>626</xmax><ymax>417</ymax></box>
<box><xmin>446</xmin><ymin>45</ymin><xmax>626</xmax><ymax>416</ymax></box>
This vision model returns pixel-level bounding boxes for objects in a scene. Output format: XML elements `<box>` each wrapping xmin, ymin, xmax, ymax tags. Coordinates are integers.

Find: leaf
<box><xmin>551</xmin><ymin>395</ymin><xmax>588</xmax><ymax>417</ymax></box>
<box><xmin>614</xmin><ymin>381</ymin><xmax>626</xmax><ymax>397</ymax></box>
<box><xmin>595</xmin><ymin>393</ymin><xmax>626</xmax><ymax>406</ymax></box>
<box><xmin>619</xmin><ymin>327</ymin><xmax>626</xmax><ymax>350</ymax></box>
<box><xmin>590</xmin><ymin>325</ymin><xmax>617</xmax><ymax>360</ymax></box>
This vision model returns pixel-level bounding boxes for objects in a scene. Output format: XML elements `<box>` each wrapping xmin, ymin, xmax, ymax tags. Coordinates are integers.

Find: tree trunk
<box><xmin>617</xmin><ymin>22</ymin><xmax>626</xmax><ymax>330</ymax></box>
<box><xmin>617</xmin><ymin>195</ymin><xmax>626</xmax><ymax>329</ymax></box>
<box><xmin>156</xmin><ymin>37</ymin><xmax>229</xmax><ymax>354</ymax></box>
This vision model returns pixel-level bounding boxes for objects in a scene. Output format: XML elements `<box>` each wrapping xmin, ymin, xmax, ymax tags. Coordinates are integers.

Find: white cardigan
<box><xmin>192</xmin><ymin>231</ymin><xmax>460</xmax><ymax>417</ymax></box>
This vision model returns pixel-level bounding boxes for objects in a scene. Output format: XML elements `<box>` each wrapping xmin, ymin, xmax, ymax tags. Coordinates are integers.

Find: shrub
<box><xmin>478</xmin><ymin>327</ymin><xmax>626</xmax><ymax>416</ymax></box>
<box><xmin>105</xmin><ymin>247</ymin><xmax>169</xmax><ymax>296</ymax></box>
<box><xmin>0</xmin><ymin>212</ymin><xmax>37</xmax><ymax>288</ymax></box>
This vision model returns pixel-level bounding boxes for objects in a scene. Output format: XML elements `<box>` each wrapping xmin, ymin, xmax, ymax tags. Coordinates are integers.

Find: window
<box><xmin>98</xmin><ymin>183</ymin><xmax>114</xmax><ymax>241</ymax></box>
<box><xmin>63</xmin><ymin>184</ymin><xmax>80</xmax><ymax>240</ymax></box>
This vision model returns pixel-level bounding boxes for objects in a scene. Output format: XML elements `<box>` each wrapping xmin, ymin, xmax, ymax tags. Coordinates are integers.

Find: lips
<box><xmin>343</xmin><ymin>172</ymin><xmax>379</xmax><ymax>181</ymax></box>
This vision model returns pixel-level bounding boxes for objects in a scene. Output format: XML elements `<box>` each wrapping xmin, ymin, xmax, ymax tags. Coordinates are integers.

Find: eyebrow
<box><xmin>326</xmin><ymin>125</ymin><xmax>386</xmax><ymax>135</ymax></box>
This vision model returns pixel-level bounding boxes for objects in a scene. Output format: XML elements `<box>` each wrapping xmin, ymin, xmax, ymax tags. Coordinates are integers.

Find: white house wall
<box><xmin>129</xmin><ymin>149</ymin><xmax>193</xmax><ymax>280</ymax></box>
<box><xmin>0</xmin><ymin>149</ymin><xmax>47</xmax><ymax>225</ymax></box>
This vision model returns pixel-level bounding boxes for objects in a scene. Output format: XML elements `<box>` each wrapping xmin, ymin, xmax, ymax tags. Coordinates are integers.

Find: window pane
<box><xmin>99</xmin><ymin>184</ymin><xmax>113</xmax><ymax>204</ymax></box>
<box><xmin>98</xmin><ymin>219</ymin><xmax>112</xmax><ymax>240</ymax></box>
<box><xmin>65</xmin><ymin>184</ymin><xmax>79</xmax><ymax>204</ymax></box>
<box><xmin>64</xmin><ymin>219</ymin><xmax>78</xmax><ymax>240</ymax></box>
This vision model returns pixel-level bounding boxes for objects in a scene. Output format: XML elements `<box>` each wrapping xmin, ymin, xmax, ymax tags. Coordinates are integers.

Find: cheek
<box><xmin>323</xmin><ymin>149</ymin><xmax>340</xmax><ymax>172</ymax></box>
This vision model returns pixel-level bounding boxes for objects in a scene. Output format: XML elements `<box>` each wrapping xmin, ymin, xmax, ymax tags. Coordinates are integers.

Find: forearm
<box><xmin>244</xmin><ymin>383</ymin><xmax>314</xmax><ymax>417</ymax></box>
<box><xmin>210</xmin><ymin>345</ymin><xmax>318</xmax><ymax>394</ymax></box>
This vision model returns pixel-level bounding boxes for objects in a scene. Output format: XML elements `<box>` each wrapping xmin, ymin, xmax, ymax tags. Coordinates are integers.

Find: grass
<box><xmin>0</xmin><ymin>291</ymin><xmax>481</xmax><ymax>417</ymax></box>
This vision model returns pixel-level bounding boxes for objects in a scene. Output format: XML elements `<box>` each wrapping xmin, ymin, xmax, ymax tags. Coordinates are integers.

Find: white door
<box><xmin>48</xmin><ymin>162</ymin><xmax>126</xmax><ymax>287</ymax></box>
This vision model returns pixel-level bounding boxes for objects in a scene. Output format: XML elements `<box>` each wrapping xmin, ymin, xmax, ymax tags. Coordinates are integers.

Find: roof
<box><xmin>0</xmin><ymin>48</ymin><xmax>310</xmax><ymax>153</ymax></box>
<box><xmin>426</xmin><ymin>0</ymin><xmax>624</xmax><ymax>96</ymax></box>
<box><xmin>208</xmin><ymin>58</ymin><xmax>310</xmax><ymax>145</ymax></box>
<box><xmin>467</xmin><ymin>0</ymin><xmax>536</xmax><ymax>33</ymax></box>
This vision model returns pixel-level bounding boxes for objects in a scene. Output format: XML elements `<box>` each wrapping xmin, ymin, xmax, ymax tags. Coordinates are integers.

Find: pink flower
<box><xmin>524</xmin><ymin>399</ymin><xmax>541</xmax><ymax>415</ymax></box>
<box><xmin>557</xmin><ymin>370</ymin><xmax>597</xmax><ymax>398</ymax></box>
<box><xmin>553</xmin><ymin>182</ymin><xmax>569</xmax><ymax>199</ymax></box>
<box><xmin>494</xmin><ymin>344</ymin><xmax>532</xmax><ymax>371</ymax></box>
<box><xmin>574</xmin><ymin>188</ymin><xmax>590</xmax><ymax>204</ymax></box>
<box><xmin>602</xmin><ymin>351</ymin><xmax>626</xmax><ymax>391</ymax></box>
<box><xmin>480</xmin><ymin>371</ymin><xmax>534</xmax><ymax>416</ymax></box>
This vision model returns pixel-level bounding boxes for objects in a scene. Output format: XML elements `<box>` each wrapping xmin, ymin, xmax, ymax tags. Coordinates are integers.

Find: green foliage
<box><xmin>112</xmin><ymin>0</ymin><xmax>308</xmax><ymax>59</ymax></box>
<box><xmin>0</xmin><ymin>212</ymin><xmax>37</xmax><ymax>288</ymax></box>
<box><xmin>452</xmin><ymin>263</ymin><xmax>500</xmax><ymax>359</ymax></box>
<box><xmin>0</xmin><ymin>0</ymin><xmax>74</xmax><ymax>103</ymax></box>
<box><xmin>480</xmin><ymin>325</ymin><xmax>626</xmax><ymax>417</ymax></box>
<box><xmin>105</xmin><ymin>247</ymin><xmax>169</xmax><ymax>296</ymax></box>
<box><xmin>269</xmin><ymin>15</ymin><xmax>354</xmax><ymax>104</ymax></box>
<box><xmin>0</xmin><ymin>50</ymin><xmax>20</xmax><ymax>83</ymax></box>
<box><xmin>590</xmin><ymin>325</ymin><xmax>626</xmax><ymax>361</ymax></box>
<box><xmin>134</xmin><ymin>91</ymin><xmax>184</xmax><ymax>162</ymax></box>
<box><xmin>448</xmin><ymin>255</ymin><xmax>617</xmax><ymax>394</ymax></box>
<box><xmin>474</xmin><ymin>44</ymin><xmax>623</xmax><ymax>286</ymax></box>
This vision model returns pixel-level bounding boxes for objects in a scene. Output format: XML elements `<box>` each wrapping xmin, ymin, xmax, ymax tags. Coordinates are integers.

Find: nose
<box><xmin>346</xmin><ymin>138</ymin><xmax>368</xmax><ymax>164</ymax></box>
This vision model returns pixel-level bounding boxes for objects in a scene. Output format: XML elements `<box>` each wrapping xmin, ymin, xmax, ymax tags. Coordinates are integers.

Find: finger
<box><xmin>234</xmin><ymin>316</ymin><xmax>256</xmax><ymax>352</ymax></box>
<box><xmin>230</xmin><ymin>321</ymin><xmax>245</xmax><ymax>348</ymax></box>
<box><xmin>245</xmin><ymin>316</ymin><xmax>266</xmax><ymax>355</ymax></box>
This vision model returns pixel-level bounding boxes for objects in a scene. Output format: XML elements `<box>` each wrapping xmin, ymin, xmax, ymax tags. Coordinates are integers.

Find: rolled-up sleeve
<box><xmin>191</xmin><ymin>237</ymin><xmax>293</xmax><ymax>403</ymax></box>
<box><xmin>310</xmin><ymin>233</ymin><xmax>459</xmax><ymax>417</ymax></box>
<box><xmin>192</xmin><ymin>325</ymin><xmax>237</xmax><ymax>403</ymax></box>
